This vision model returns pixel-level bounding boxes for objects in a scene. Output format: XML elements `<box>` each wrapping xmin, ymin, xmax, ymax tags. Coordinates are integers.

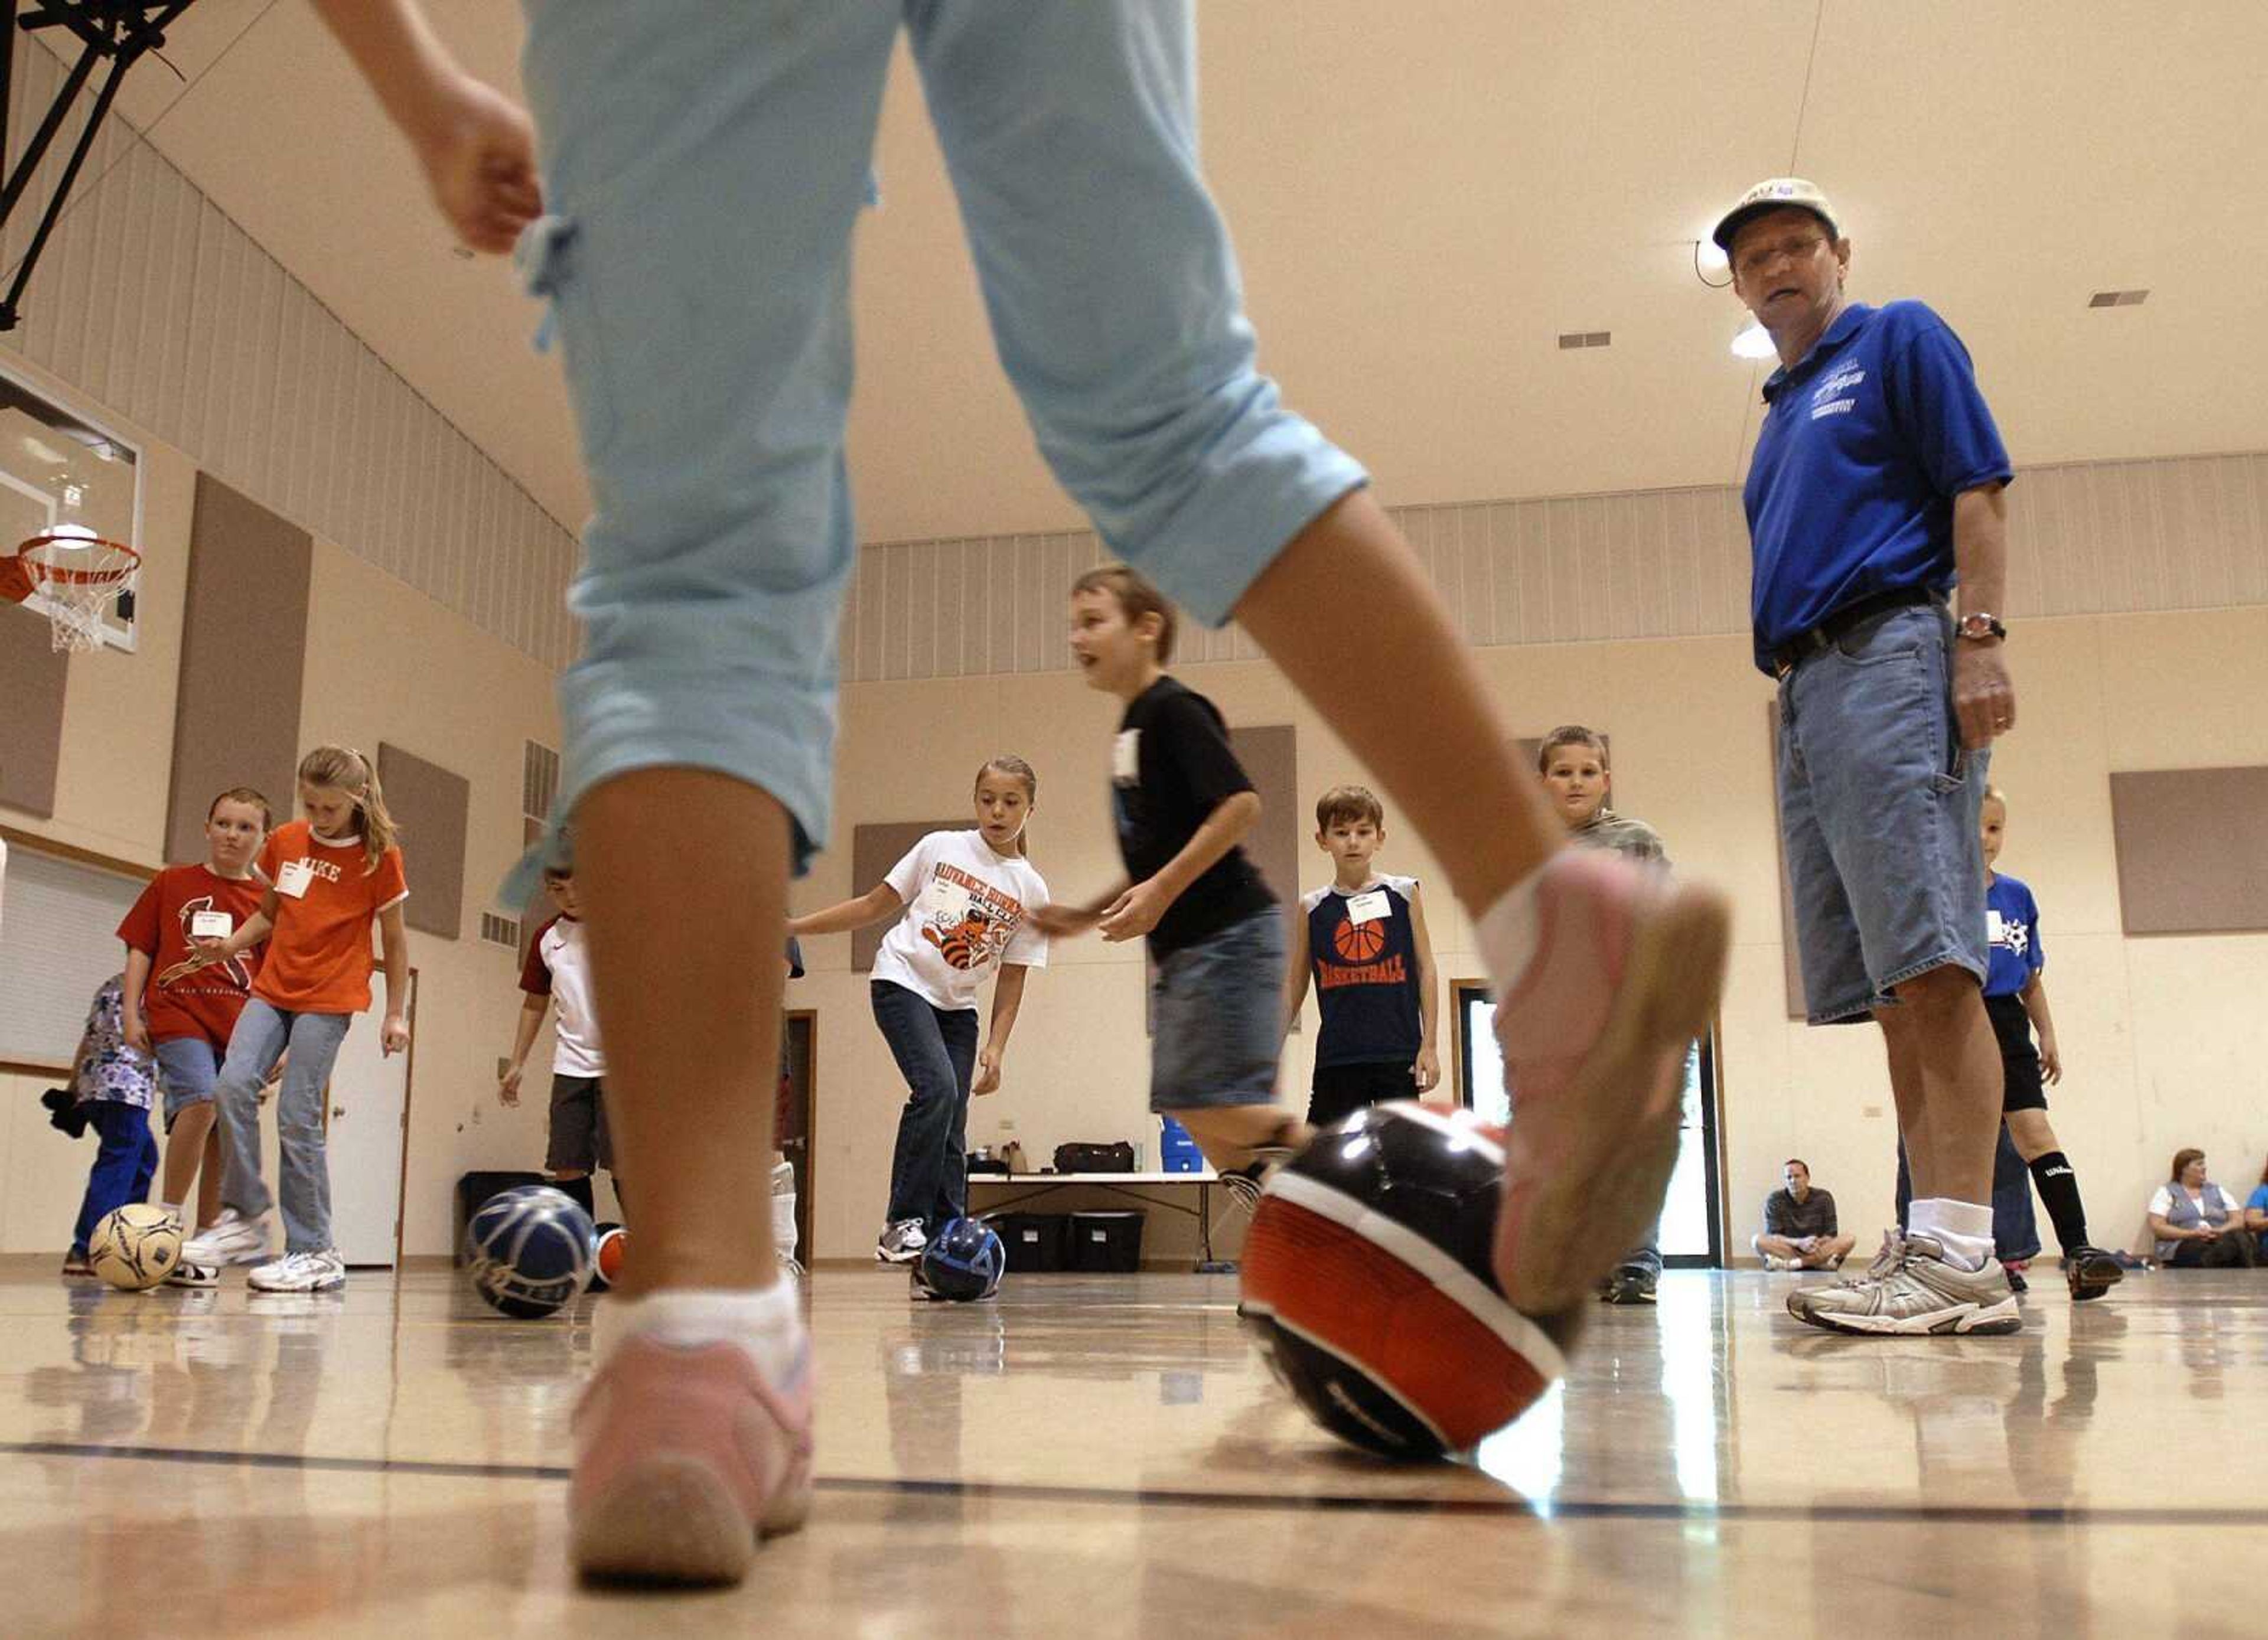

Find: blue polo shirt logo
<box><xmin>1744</xmin><ymin>301</ymin><xmax>2013</xmax><ymax>674</ymax></box>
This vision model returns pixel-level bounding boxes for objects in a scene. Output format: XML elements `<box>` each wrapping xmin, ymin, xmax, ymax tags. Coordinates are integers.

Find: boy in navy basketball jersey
<box><xmin>1282</xmin><ymin>785</ymin><xmax>1440</xmax><ymax>1127</ymax></box>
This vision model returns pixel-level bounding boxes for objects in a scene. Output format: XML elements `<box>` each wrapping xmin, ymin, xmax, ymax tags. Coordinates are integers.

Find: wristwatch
<box><xmin>1954</xmin><ymin>612</ymin><xmax>2008</xmax><ymax>643</ymax></box>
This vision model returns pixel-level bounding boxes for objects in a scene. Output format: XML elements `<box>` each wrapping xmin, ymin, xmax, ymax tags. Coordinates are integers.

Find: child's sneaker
<box><xmin>181</xmin><ymin>1207</ymin><xmax>272</xmax><ymax>1268</ymax></box>
<box><xmin>166</xmin><ymin>1260</ymin><xmax>220</xmax><ymax>1289</ymax></box>
<box><xmin>876</xmin><ymin>1220</ymin><xmax>927</xmax><ymax>1264</ymax></box>
<box><xmin>1488</xmin><ymin>849</ymin><xmax>1731</xmax><ymax>1316</ymax></box>
<box><xmin>61</xmin><ymin>1249</ymin><xmax>93</xmax><ymax>1279</ymax></box>
<box><xmin>247</xmin><ymin>1248</ymin><xmax>346</xmax><ymax>1293</ymax></box>
<box><xmin>570</xmin><ymin>1325</ymin><xmax>813</xmax><ymax>1584</ymax></box>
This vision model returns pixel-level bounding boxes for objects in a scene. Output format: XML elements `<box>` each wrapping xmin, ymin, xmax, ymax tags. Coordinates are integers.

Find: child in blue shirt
<box><xmin>1979</xmin><ymin>788</ymin><xmax>2123</xmax><ymax>1301</ymax></box>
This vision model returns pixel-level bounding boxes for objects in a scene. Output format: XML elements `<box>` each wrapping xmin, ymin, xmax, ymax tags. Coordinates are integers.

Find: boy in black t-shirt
<box><xmin>1282</xmin><ymin>784</ymin><xmax>1440</xmax><ymax>1127</ymax></box>
<box><xmin>1038</xmin><ymin>566</ymin><xmax>1302</xmax><ymax>1199</ymax></box>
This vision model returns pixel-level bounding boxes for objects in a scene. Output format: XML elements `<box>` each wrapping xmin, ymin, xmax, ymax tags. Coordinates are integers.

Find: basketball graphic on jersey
<box><xmin>1334</xmin><ymin>917</ymin><xmax>1387</xmax><ymax>963</ymax></box>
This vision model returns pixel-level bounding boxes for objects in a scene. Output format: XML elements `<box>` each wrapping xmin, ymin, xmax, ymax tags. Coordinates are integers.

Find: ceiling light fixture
<box><xmin>1731</xmin><ymin>322</ymin><xmax>1777</xmax><ymax>361</ymax></box>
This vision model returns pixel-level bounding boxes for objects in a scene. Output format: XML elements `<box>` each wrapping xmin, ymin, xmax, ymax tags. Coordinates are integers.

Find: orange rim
<box><xmin>17</xmin><ymin>532</ymin><xmax>140</xmax><ymax>589</ymax></box>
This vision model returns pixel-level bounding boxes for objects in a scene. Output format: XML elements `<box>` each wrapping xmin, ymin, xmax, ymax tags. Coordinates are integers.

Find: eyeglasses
<box><xmin>1734</xmin><ymin>234</ymin><xmax>1829</xmax><ymax>280</ymax></box>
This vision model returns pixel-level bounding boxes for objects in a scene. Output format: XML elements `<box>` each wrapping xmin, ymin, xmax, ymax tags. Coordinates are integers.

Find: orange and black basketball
<box><xmin>1239</xmin><ymin>1102</ymin><xmax>1568</xmax><ymax>1460</ymax></box>
<box><xmin>1332</xmin><ymin>918</ymin><xmax>1386</xmax><ymax>963</ymax></box>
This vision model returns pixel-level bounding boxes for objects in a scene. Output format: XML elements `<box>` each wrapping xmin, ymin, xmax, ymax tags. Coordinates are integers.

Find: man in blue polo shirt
<box><xmin>1719</xmin><ymin>178</ymin><xmax>2021</xmax><ymax>1337</ymax></box>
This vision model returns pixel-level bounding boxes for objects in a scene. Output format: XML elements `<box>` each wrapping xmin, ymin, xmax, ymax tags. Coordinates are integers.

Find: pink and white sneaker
<box><xmin>1490</xmin><ymin>847</ymin><xmax>1731</xmax><ymax>1316</ymax></box>
<box><xmin>569</xmin><ymin>1329</ymin><xmax>814</xmax><ymax>1584</ymax></box>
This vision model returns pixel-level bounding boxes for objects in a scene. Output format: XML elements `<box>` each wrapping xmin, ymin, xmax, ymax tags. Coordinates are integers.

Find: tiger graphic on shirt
<box><xmin>915</xmin><ymin>863</ymin><xmax>1027</xmax><ymax>973</ymax></box>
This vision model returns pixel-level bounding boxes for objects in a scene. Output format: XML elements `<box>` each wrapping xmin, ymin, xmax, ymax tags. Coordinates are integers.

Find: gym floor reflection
<box><xmin>5</xmin><ymin>1261</ymin><xmax>2263</xmax><ymax>1636</ymax></box>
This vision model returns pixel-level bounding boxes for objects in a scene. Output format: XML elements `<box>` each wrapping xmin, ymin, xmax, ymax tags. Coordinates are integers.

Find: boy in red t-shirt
<box><xmin>117</xmin><ymin>787</ymin><xmax>276</xmax><ymax>1283</ymax></box>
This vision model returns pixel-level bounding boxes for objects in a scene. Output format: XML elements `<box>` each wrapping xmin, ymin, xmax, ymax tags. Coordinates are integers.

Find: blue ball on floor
<box><xmin>465</xmin><ymin>1185</ymin><xmax>596</xmax><ymax>1318</ymax></box>
<box><xmin>917</xmin><ymin>1217</ymin><xmax>1005</xmax><ymax>1302</ymax></box>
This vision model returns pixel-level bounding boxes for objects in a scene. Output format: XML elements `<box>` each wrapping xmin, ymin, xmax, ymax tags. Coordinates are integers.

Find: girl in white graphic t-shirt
<box><xmin>789</xmin><ymin>758</ymin><xmax>1050</xmax><ymax>1266</ymax></box>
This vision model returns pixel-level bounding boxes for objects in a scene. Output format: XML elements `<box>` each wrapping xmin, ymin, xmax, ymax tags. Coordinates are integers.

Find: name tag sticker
<box><xmin>276</xmin><ymin>860</ymin><xmax>314</xmax><ymax>899</ymax></box>
<box><xmin>919</xmin><ymin>877</ymin><xmax>972</xmax><ymax>924</ymax></box>
<box><xmin>189</xmin><ymin>910</ymin><xmax>233</xmax><ymax>940</ymax></box>
<box><xmin>1112</xmin><ymin>729</ymin><xmax>1141</xmax><ymax>784</ymax></box>
<box><xmin>1346</xmin><ymin>889</ymin><xmax>1391</xmax><ymax>925</ymax></box>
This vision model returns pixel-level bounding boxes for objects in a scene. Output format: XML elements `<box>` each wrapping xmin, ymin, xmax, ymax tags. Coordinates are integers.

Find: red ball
<box><xmin>1240</xmin><ymin>1101</ymin><xmax>1568</xmax><ymax>1459</ymax></box>
<box><xmin>595</xmin><ymin>1225</ymin><xmax>627</xmax><ymax>1289</ymax></box>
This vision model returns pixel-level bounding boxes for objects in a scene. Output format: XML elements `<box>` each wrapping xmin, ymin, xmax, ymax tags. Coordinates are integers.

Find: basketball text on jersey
<box><xmin>1317</xmin><ymin>953</ymin><xmax>1410</xmax><ymax>990</ymax></box>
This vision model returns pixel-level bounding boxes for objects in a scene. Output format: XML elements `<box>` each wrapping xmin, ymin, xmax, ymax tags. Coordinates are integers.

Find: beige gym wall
<box><xmin>0</xmin><ymin>358</ymin><xmax>569</xmax><ymax>1257</ymax></box>
<box><xmin>796</xmin><ymin>605</ymin><xmax>2268</xmax><ymax>1266</ymax></box>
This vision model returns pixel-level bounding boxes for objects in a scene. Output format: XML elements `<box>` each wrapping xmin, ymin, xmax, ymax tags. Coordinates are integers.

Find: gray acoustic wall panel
<box><xmin>0</xmin><ymin>600</ymin><xmax>66</xmax><ymax>816</ymax></box>
<box><xmin>378</xmin><ymin>743</ymin><xmax>470</xmax><ymax>940</ymax></box>
<box><xmin>165</xmin><ymin>474</ymin><xmax>309</xmax><ymax>864</ymax></box>
<box><xmin>2110</xmin><ymin>766</ymin><xmax>2268</xmax><ymax>934</ymax></box>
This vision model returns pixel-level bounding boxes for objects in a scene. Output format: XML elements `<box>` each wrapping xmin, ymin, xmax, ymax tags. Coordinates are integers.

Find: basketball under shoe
<box><xmin>570</xmin><ymin>1328</ymin><xmax>813</xmax><ymax>1584</ymax></box>
<box><xmin>1787</xmin><ymin>1234</ymin><xmax>2021</xmax><ymax>1335</ymax></box>
<box><xmin>1488</xmin><ymin>848</ymin><xmax>1732</xmax><ymax>1316</ymax></box>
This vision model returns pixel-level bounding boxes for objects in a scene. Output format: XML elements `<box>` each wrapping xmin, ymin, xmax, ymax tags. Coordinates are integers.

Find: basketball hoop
<box><xmin>9</xmin><ymin>531</ymin><xmax>140</xmax><ymax>652</ymax></box>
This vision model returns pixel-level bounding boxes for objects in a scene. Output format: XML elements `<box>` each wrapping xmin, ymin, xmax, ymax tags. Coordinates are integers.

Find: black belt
<box><xmin>1769</xmin><ymin>585</ymin><xmax>1943</xmax><ymax>677</ymax></box>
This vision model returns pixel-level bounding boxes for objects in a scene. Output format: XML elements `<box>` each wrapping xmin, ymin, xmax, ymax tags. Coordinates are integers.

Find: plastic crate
<box><xmin>1070</xmin><ymin>1209</ymin><xmax>1146</xmax><ymax>1273</ymax></box>
<box><xmin>992</xmin><ymin>1211</ymin><xmax>1070</xmax><ymax>1273</ymax></box>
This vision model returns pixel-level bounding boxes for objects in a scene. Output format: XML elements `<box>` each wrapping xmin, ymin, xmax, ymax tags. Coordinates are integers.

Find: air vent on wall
<box><xmin>2087</xmin><ymin>289</ymin><xmax>2149</xmax><ymax>308</ymax></box>
<box><xmin>480</xmin><ymin>912</ymin><xmax>522</xmax><ymax>950</ymax></box>
<box><xmin>1557</xmin><ymin>330</ymin><xmax>1612</xmax><ymax>350</ymax></box>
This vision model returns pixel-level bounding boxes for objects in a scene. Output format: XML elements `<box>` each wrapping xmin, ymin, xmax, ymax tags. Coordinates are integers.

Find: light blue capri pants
<box><xmin>515</xmin><ymin>1</ymin><xmax>1366</xmax><ymax>867</ymax></box>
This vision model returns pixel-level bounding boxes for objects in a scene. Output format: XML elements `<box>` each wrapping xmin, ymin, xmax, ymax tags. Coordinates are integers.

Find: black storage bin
<box><xmin>1070</xmin><ymin>1209</ymin><xmax>1146</xmax><ymax>1273</ymax></box>
<box><xmin>993</xmin><ymin>1211</ymin><xmax>1070</xmax><ymax>1273</ymax></box>
<box><xmin>454</xmin><ymin>1169</ymin><xmax>548</xmax><ymax>1264</ymax></box>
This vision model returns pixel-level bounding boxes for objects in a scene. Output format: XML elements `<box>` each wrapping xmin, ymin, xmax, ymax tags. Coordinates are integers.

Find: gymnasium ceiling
<box><xmin>51</xmin><ymin>1</ymin><xmax>2268</xmax><ymax>544</ymax></box>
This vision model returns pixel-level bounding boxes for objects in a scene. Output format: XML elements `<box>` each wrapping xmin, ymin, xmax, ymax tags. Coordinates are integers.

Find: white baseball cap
<box><xmin>1712</xmin><ymin>178</ymin><xmax>1839</xmax><ymax>252</ymax></box>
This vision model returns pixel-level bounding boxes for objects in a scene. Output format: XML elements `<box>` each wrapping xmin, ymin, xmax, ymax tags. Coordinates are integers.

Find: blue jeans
<box><xmin>872</xmin><ymin>982</ymin><xmax>979</xmax><ymax>1231</ymax></box>
<box><xmin>71</xmin><ymin>1101</ymin><xmax>157</xmax><ymax>1254</ymax></box>
<box><xmin>514</xmin><ymin>1</ymin><xmax>1366</xmax><ymax>869</ymax></box>
<box><xmin>214</xmin><ymin>1000</ymin><xmax>353</xmax><ymax>1254</ymax></box>
<box><xmin>1776</xmin><ymin>603</ymin><xmax>1990</xmax><ymax>1023</ymax></box>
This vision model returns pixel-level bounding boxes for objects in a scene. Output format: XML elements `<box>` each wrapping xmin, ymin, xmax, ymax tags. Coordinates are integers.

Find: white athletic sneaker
<box><xmin>1762</xmin><ymin>1254</ymin><xmax>1794</xmax><ymax>1272</ymax></box>
<box><xmin>876</xmin><ymin>1220</ymin><xmax>927</xmax><ymax>1264</ymax></box>
<box><xmin>1787</xmin><ymin>1234</ymin><xmax>2021</xmax><ymax>1336</ymax></box>
<box><xmin>181</xmin><ymin>1208</ymin><xmax>272</xmax><ymax>1269</ymax></box>
<box><xmin>247</xmin><ymin>1248</ymin><xmax>346</xmax><ymax>1293</ymax></box>
<box><xmin>166</xmin><ymin>1260</ymin><xmax>219</xmax><ymax>1289</ymax></box>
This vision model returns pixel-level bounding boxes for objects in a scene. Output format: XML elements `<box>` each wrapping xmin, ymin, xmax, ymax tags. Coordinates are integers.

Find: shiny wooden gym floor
<box><xmin>5</xmin><ymin>1257</ymin><xmax>2263</xmax><ymax>1638</ymax></box>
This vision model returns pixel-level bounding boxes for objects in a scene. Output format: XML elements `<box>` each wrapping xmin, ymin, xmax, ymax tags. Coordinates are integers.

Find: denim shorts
<box><xmin>151</xmin><ymin>1034</ymin><xmax>223</xmax><ymax>1132</ymax></box>
<box><xmin>1149</xmin><ymin>907</ymin><xmax>1285</xmax><ymax>1111</ymax></box>
<box><xmin>514</xmin><ymin>2</ymin><xmax>1366</xmax><ymax>872</ymax></box>
<box><xmin>1775</xmin><ymin>602</ymin><xmax>1989</xmax><ymax>1023</ymax></box>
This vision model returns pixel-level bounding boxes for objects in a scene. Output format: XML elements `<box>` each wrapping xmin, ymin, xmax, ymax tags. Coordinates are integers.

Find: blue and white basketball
<box><xmin>917</xmin><ymin>1217</ymin><xmax>1005</xmax><ymax>1302</ymax></box>
<box><xmin>464</xmin><ymin>1185</ymin><xmax>595</xmax><ymax>1318</ymax></box>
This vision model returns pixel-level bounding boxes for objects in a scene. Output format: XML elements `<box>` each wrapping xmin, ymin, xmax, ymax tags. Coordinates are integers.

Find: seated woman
<box><xmin>2247</xmin><ymin>1155</ymin><xmax>2268</xmax><ymax>1261</ymax></box>
<box><xmin>2149</xmin><ymin>1149</ymin><xmax>2255</xmax><ymax>1269</ymax></box>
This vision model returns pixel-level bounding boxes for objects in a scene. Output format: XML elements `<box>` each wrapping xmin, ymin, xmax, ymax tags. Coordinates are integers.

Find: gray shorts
<box><xmin>1776</xmin><ymin>602</ymin><xmax>1989</xmax><ymax>1024</ymax></box>
<box><xmin>547</xmin><ymin>1074</ymin><xmax>614</xmax><ymax>1173</ymax></box>
<box><xmin>1149</xmin><ymin>907</ymin><xmax>1284</xmax><ymax>1111</ymax></box>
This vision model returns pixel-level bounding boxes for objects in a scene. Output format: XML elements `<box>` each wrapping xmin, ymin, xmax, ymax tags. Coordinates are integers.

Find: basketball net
<box><xmin>17</xmin><ymin>530</ymin><xmax>138</xmax><ymax>653</ymax></box>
